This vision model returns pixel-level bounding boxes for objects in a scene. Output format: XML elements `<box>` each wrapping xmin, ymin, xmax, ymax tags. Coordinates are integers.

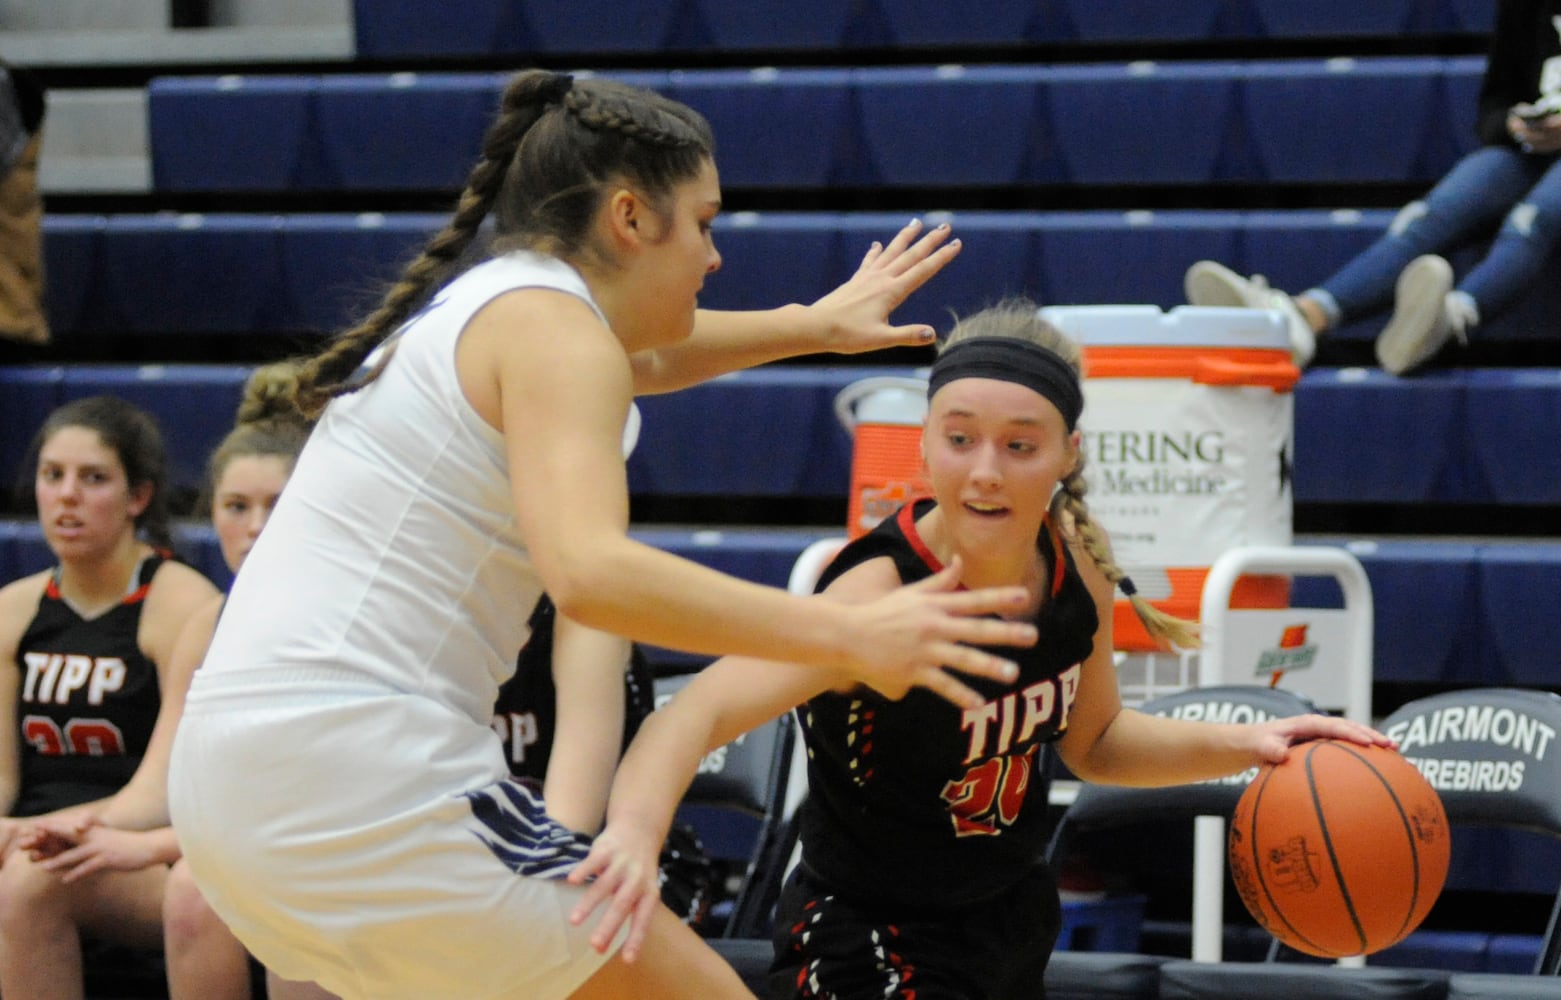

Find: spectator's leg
<box><xmin>1456</xmin><ymin>153</ymin><xmax>1561</xmax><ymax>321</ymax></box>
<box><xmin>1306</xmin><ymin>146</ymin><xmax>1542</xmax><ymax>324</ymax></box>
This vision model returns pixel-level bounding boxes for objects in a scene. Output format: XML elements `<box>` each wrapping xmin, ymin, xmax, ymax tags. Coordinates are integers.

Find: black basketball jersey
<box><xmin>797</xmin><ymin>499</ymin><xmax>1099</xmax><ymax>909</ymax></box>
<box><xmin>492</xmin><ymin>594</ymin><xmax>655</xmax><ymax>784</ymax></box>
<box><xmin>12</xmin><ymin>555</ymin><xmax>166</xmax><ymax>816</ymax></box>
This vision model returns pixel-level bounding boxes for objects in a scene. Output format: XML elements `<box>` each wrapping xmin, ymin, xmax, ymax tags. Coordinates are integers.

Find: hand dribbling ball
<box><xmin>1228</xmin><ymin>739</ymin><xmax>1450</xmax><ymax>958</ymax></box>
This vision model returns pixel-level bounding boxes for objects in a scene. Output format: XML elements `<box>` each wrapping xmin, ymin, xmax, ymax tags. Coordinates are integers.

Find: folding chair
<box><xmin>1378</xmin><ymin>687</ymin><xmax>1561</xmax><ymax>977</ymax></box>
<box><xmin>1042</xmin><ymin>682</ymin><xmax>1321</xmax><ymax>989</ymax></box>
<box><xmin>1045</xmin><ymin>684</ymin><xmax>1322</xmax><ymax>882</ymax></box>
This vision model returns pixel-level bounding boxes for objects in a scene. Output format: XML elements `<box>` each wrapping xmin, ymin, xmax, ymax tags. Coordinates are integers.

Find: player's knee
<box><xmin>0</xmin><ymin>852</ymin><xmax>67</xmax><ymax>928</ymax></box>
<box><xmin>162</xmin><ymin>864</ymin><xmax>224</xmax><ymax>949</ymax></box>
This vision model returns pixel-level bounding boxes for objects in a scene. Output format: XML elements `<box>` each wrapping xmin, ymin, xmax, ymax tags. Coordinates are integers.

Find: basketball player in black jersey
<box><xmin>570</xmin><ymin>300</ymin><xmax>1393</xmax><ymax>998</ymax></box>
<box><xmin>0</xmin><ymin>396</ymin><xmax>217</xmax><ymax>999</ymax></box>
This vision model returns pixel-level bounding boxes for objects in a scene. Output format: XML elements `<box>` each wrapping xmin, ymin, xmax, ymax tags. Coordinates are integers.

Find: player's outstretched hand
<box><xmin>809</xmin><ymin>218</ymin><xmax>962</xmax><ymax>354</ymax></box>
<box><xmin>1251</xmin><ymin>714</ymin><xmax>1397</xmax><ymax>766</ymax></box>
<box><xmin>566</xmin><ymin>821</ymin><xmax>663</xmax><ymax>962</ymax></box>
<box><xmin>844</xmin><ymin>556</ymin><xmax>1035</xmax><ymax>710</ymax></box>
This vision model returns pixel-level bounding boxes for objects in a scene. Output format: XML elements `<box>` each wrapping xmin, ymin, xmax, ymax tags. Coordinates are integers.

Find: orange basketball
<box><xmin>1228</xmin><ymin>739</ymin><xmax>1450</xmax><ymax>958</ymax></box>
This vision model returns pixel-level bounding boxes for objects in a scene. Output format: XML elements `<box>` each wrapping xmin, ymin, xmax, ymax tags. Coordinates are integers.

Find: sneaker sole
<box><xmin>1376</xmin><ymin>256</ymin><xmax>1454</xmax><ymax>375</ymax></box>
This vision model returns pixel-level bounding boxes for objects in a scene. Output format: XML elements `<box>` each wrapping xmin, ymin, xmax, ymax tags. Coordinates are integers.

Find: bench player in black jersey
<box><xmin>0</xmin><ymin>395</ymin><xmax>217</xmax><ymax>999</ymax></box>
<box><xmin>570</xmin><ymin>300</ymin><xmax>1393</xmax><ymax>999</ymax></box>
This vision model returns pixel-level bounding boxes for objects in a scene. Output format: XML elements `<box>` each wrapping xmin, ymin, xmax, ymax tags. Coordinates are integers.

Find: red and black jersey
<box><xmin>796</xmin><ymin>499</ymin><xmax>1098</xmax><ymax>909</ymax></box>
<box><xmin>11</xmin><ymin>555</ymin><xmax>166</xmax><ymax>816</ymax></box>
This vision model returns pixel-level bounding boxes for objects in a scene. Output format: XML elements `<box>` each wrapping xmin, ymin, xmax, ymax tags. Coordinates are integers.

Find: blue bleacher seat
<box><xmin>1241</xmin><ymin>58</ymin><xmax>1449</xmax><ymax>184</ymax></box>
<box><xmin>1321</xmin><ymin>539</ymin><xmax>1486</xmax><ymax>686</ymax></box>
<box><xmin>352</xmin><ymin>0</ymin><xmax>510</xmax><ymax>59</ymax></box>
<box><xmin>1439</xmin><ymin>57</ymin><xmax>1487</xmax><ymax>161</ymax></box>
<box><xmin>1477</xmin><ymin>544</ymin><xmax>1561</xmax><ymax>686</ymax></box>
<box><xmin>1045</xmin><ymin>63</ymin><xmax>1245</xmax><ymax>184</ymax></box>
<box><xmin>1058</xmin><ymin>0</ymin><xmax>1234</xmax><ymax>42</ymax></box>
<box><xmin>853</xmin><ymin>66</ymin><xmax>1047</xmax><ymax>187</ymax></box>
<box><xmin>671</xmin><ymin>69</ymin><xmax>858</xmax><ymax>189</ymax></box>
<box><xmin>1292</xmin><ymin>368</ymin><xmax>1468</xmax><ymax>503</ymax></box>
<box><xmin>1446</xmin><ymin>0</ymin><xmax>1497</xmax><ymax>33</ymax></box>
<box><xmin>0</xmin><ymin>366</ymin><xmax>61</xmax><ymax>482</ymax></box>
<box><xmin>1484</xmin><ymin>934</ymin><xmax>1544</xmax><ymax>974</ymax></box>
<box><xmin>315</xmin><ymin>73</ymin><xmax>503</xmax><ymax>192</ymax></box>
<box><xmin>1036</xmin><ymin>211</ymin><xmax>1242</xmax><ymax>308</ymax></box>
<box><xmin>688</xmin><ymin>0</ymin><xmax>857</xmax><ymax>50</ymax></box>
<box><xmin>149</xmin><ymin>76</ymin><xmax>325</xmax><ymax>192</ymax></box>
<box><xmin>0</xmin><ymin>519</ymin><xmax>54</xmax><ymax>582</ymax></box>
<box><xmin>876</xmin><ymin>0</ymin><xmax>1038</xmax><ymax>46</ymax></box>
<box><xmin>278</xmin><ymin>213</ymin><xmax>443</xmax><ymax>333</ymax></box>
<box><xmin>98</xmin><ymin>215</ymin><xmax>286</xmax><ymax>334</ymax></box>
<box><xmin>626</xmin><ymin>368</ymin><xmax>866</xmax><ymax>497</ymax></box>
<box><xmin>699</xmin><ymin>213</ymin><xmax>841</xmax><ymax>314</ymax></box>
<box><xmin>144</xmin><ymin>60</ymin><xmax>1504</xmax><ymax>194</ymax></box>
<box><xmin>41</xmin><ymin>215</ymin><xmax>103</xmax><ymax>337</ymax></box>
<box><xmin>516</xmin><ymin>0</ymin><xmax>685</xmax><ymax>54</ymax></box>
<box><xmin>57</xmin><ymin>366</ymin><xmax>249</xmax><ymax>497</ymax></box>
<box><xmin>1249</xmin><ymin>0</ymin><xmax>1422</xmax><ymax>37</ymax></box>
<box><xmin>1371</xmin><ymin>929</ymin><xmax>1490</xmax><ymax>972</ymax></box>
<box><xmin>1463</xmin><ymin>369</ymin><xmax>1561</xmax><ymax>505</ymax></box>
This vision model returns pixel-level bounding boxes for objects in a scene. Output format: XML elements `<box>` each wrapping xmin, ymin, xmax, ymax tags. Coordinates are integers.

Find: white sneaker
<box><xmin>1184</xmin><ymin>260</ymin><xmax>1317</xmax><ymax>368</ymax></box>
<box><xmin>1374</xmin><ymin>255</ymin><xmax>1469</xmax><ymax>376</ymax></box>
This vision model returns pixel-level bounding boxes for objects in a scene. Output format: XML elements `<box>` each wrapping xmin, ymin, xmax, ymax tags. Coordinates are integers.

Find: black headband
<box><xmin>928</xmin><ymin>338</ymin><xmax>1084</xmax><ymax>431</ymax></box>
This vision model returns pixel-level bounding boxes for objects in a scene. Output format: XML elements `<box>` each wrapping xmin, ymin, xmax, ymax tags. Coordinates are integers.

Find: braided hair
<box><xmin>293</xmin><ymin>69</ymin><xmax>715</xmax><ymax>416</ymax></box>
<box><xmin>196</xmin><ymin>361</ymin><xmax>314</xmax><ymax>516</ymax></box>
<box><xmin>940</xmin><ymin>300</ymin><xmax>1200</xmax><ymax>650</ymax></box>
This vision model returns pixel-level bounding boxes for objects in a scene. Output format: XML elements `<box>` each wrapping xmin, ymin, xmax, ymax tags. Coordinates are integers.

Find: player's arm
<box><xmin>564</xmin><ymin>558</ymin><xmax>896</xmax><ymax>959</ymax></box>
<box><xmin>1055</xmin><ymin>533</ymin><xmax>1389</xmax><ymax>785</ymax></box>
<box><xmin>0</xmin><ymin>575</ymin><xmax>45</xmax><ymax>833</ymax></box>
<box><xmin>469</xmin><ymin>288</ymin><xmax>1031</xmax><ymax>704</ymax></box>
<box><xmin>541</xmin><ymin>612</ymin><xmax>631</xmax><ymax>834</ymax></box>
<box><xmin>628</xmin><ymin>219</ymin><xmax>958</xmax><ymax>394</ymax></box>
<box><xmin>139</xmin><ymin>560</ymin><xmax>220</xmax><ymax>689</ymax></box>
<box><xmin>99</xmin><ymin>594</ymin><xmax>222</xmax><ymax>831</ymax></box>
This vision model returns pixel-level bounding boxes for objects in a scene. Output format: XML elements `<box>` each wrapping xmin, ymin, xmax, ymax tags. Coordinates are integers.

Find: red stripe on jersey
<box><xmin>896</xmin><ymin>500</ymin><xmax>943</xmax><ymax>576</ymax></box>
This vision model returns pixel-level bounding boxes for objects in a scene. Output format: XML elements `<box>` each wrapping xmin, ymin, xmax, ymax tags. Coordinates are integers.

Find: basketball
<box><xmin>1228</xmin><ymin>739</ymin><xmax>1450</xmax><ymax>958</ymax></box>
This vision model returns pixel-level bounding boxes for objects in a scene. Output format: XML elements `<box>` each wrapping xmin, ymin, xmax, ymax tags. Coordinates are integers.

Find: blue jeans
<box><xmin>1307</xmin><ymin>146</ymin><xmax>1561</xmax><ymax>327</ymax></box>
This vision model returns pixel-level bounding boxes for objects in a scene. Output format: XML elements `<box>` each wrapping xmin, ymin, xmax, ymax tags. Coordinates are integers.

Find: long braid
<box><xmin>1051</xmin><ymin>454</ymin><xmax>1201</xmax><ymax>650</ymax></box>
<box><xmin>294</xmin><ymin>71</ymin><xmax>565</xmax><ymax>417</ymax></box>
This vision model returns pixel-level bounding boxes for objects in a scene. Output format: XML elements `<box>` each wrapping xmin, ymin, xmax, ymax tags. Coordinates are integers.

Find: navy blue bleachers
<box><xmin>668</xmin><ymin>69</ymin><xmax>861</xmax><ymax>189</ymax></box>
<box><xmin>6</xmin><ymin>360</ymin><xmax>1559</xmax><ymax>690</ymax></box>
<box><xmin>148</xmin><ymin>76</ymin><xmax>326</xmax><ymax>192</ymax></box>
<box><xmin>99</xmin><ymin>215</ymin><xmax>288</xmax><ymax>334</ymax></box>
<box><xmin>145</xmin><ymin>60</ymin><xmax>1491</xmax><ymax>194</ymax></box>
<box><xmin>42</xmin><ymin>210</ymin><xmax>1561</xmax><ymax>343</ymax></box>
<box><xmin>350</xmin><ymin>0</ymin><xmax>1494</xmax><ymax>58</ymax></box>
<box><xmin>7</xmin><ymin>363</ymin><xmax>1558</xmax><ymax>510</ymax></box>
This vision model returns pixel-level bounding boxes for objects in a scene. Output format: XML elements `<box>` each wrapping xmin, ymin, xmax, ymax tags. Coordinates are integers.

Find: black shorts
<box><xmin>766</xmin><ymin>861</ymin><xmax>1062</xmax><ymax>1000</ymax></box>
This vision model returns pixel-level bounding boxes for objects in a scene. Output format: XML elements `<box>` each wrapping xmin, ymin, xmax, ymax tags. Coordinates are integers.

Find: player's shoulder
<box><xmin>0</xmin><ymin>569</ymin><xmax>50</xmax><ymax>661</ymax></box>
<box><xmin>143</xmin><ymin>558</ymin><xmax>220</xmax><ymax>617</ymax></box>
<box><xmin>0</xmin><ymin>568</ymin><xmax>50</xmax><ymax>613</ymax></box>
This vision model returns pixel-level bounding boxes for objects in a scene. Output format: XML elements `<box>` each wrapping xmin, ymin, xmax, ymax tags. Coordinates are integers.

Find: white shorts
<box><xmin>169</xmin><ymin>680</ymin><xmax>623</xmax><ymax>1000</ymax></box>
